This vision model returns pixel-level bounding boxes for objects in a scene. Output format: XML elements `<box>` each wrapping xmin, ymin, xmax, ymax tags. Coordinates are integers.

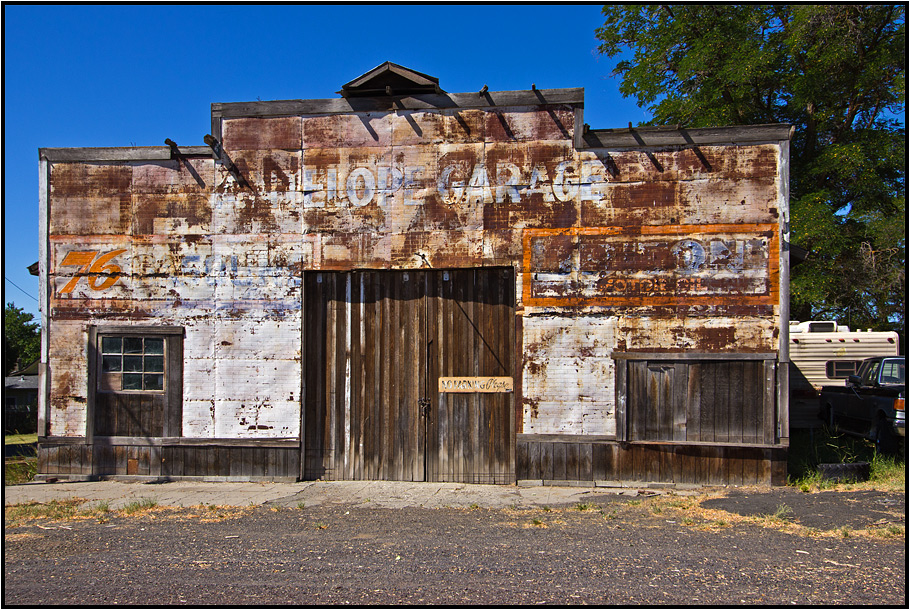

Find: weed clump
<box><xmin>787</xmin><ymin>428</ymin><xmax>904</xmax><ymax>492</ymax></box>
<box><xmin>122</xmin><ymin>498</ymin><xmax>158</xmax><ymax>514</ymax></box>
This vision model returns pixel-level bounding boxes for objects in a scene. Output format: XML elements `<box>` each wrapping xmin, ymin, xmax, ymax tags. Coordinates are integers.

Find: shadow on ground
<box><xmin>4</xmin><ymin>443</ymin><xmax>36</xmax><ymax>458</ymax></box>
<box><xmin>701</xmin><ymin>488</ymin><xmax>905</xmax><ymax>530</ymax></box>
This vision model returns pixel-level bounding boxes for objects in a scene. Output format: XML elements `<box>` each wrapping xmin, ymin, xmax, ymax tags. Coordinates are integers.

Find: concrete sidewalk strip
<box><xmin>4</xmin><ymin>479</ymin><xmax>678</xmax><ymax>511</ymax></box>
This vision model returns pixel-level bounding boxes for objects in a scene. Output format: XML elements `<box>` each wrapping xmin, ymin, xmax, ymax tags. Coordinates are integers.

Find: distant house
<box><xmin>5</xmin><ymin>360</ymin><xmax>39</xmax><ymax>434</ymax></box>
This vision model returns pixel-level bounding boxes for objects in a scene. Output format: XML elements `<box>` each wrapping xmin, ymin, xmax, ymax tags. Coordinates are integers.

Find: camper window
<box><xmin>825</xmin><ymin>360</ymin><xmax>861</xmax><ymax>379</ymax></box>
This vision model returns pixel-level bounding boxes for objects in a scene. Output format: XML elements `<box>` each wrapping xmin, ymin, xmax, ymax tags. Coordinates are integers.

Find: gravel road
<box><xmin>4</xmin><ymin>489</ymin><xmax>905</xmax><ymax>606</ymax></box>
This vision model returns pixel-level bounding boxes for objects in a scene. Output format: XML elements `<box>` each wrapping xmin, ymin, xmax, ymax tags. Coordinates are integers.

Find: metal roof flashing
<box><xmin>40</xmin><ymin>146</ymin><xmax>213</xmax><ymax>162</ymax></box>
<box><xmin>211</xmin><ymin>87</ymin><xmax>585</xmax><ymax>120</ymax></box>
<box><xmin>582</xmin><ymin>124</ymin><xmax>794</xmax><ymax>148</ymax></box>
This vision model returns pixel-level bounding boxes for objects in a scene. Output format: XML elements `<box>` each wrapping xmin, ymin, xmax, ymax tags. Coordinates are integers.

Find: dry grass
<box><xmin>496</xmin><ymin>490</ymin><xmax>904</xmax><ymax>542</ymax></box>
<box><xmin>631</xmin><ymin>491</ymin><xmax>905</xmax><ymax>540</ymax></box>
<box><xmin>3</xmin><ymin>498</ymin><xmax>258</xmax><ymax>528</ymax></box>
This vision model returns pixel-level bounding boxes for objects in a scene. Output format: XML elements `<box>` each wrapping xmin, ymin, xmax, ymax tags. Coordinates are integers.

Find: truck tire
<box><xmin>822</xmin><ymin>404</ymin><xmax>836</xmax><ymax>430</ymax></box>
<box><xmin>871</xmin><ymin>413</ymin><xmax>895</xmax><ymax>453</ymax></box>
<box><xmin>817</xmin><ymin>461</ymin><xmax>871</xmax><ymax>483</ymax></box>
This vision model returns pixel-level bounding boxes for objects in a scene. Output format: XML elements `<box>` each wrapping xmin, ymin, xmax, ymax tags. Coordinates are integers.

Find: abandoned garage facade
<box><xmin>36</xmin><ymin>63</ymin><xmax>792</xmax><ymax>485</ymax></box>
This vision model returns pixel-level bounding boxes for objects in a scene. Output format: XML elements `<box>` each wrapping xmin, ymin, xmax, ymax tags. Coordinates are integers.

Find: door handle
<box><xmin>418</xmin><ymin>398</ymin><xmax>431</xmax><ymax>417</ymax></box>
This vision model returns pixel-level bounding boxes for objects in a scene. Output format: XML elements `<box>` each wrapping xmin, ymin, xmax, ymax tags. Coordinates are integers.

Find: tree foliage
<box><xmin>4</xmin><ymin>304</ymin><xmax>40</xmax><ymax>376</ymax></box>
<box><xmin>596</xmin><ymin>4</ymin><xmax>905</xmax><ymax>333</ymax></box>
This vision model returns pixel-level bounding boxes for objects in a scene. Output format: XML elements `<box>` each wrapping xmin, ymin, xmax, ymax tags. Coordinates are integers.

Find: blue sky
<box><xmin>3</xmin><ymin>4</ymin><xmax>650</xmax><ymax>321</ymax></box>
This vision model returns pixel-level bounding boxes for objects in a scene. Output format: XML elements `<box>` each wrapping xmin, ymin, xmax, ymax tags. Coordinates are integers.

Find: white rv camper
<box><xmin>788</xmin><ymin>321</ymin><xmax>900</xmax><ymax>427</ymax></box>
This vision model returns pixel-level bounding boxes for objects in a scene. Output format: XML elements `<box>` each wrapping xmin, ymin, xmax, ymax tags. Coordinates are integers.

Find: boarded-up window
<box><xmin>92</xmin><ymin>327</ymin><xmax>183</xmax><ymax>437</ymax></box>
<box><xmin>618</xmin><ymin>357</ymin><xmax>776</xmax><ymax>445</ymax></box>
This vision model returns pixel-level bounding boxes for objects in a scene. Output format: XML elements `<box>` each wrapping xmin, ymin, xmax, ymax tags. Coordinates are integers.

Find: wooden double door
<box><xmin>303</xmin><ymin>268</ymin><xmax>515</xmax><ymax>483</ymax></box>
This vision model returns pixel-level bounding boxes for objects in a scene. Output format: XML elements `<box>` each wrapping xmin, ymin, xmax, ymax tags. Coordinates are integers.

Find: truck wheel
<box><xmin>823</xmin><ymin>405</ymin><xmax>836</xmax><ymax>431</ymax></box>
<box><xmin>871</xmin><ymin>413</ymin><xmax>895</xmax><ymax>453</ymax></box>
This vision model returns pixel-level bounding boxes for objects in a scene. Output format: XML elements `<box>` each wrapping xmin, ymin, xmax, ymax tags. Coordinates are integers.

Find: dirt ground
<box><xmin>3</xmin><ymin>486</ymin><xmax>905</xmax><ymax>606</ymax></box>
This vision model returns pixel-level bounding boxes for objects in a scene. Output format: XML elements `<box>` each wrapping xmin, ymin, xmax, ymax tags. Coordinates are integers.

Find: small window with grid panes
<box><xmin>99</xmin><ymin>336</ymin><xmax>166</xmax><ymax>392</ymax></box>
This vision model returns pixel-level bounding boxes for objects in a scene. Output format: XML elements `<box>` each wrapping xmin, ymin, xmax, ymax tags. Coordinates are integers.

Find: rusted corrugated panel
<box><xmin>481</xmin><ymin>229</ymin><xmax>525</xmax><ymax>267</ymax></box>
<box><xmin>577</xmin><ymin>146</ymin><xmax>780</xmax><ymax>228</ymax></box>
<box><xmin>613</xmin><ymin>317</ymin><xmax>776</xmax><ymax>353</ymax></box>
<box><xmin>483</xmin><ymin>107</ymin><xmax>576</xmax><ymax>142</ymax></box>
<box><xmin>222</xmin><ymin>116</ymin><xmax>302</xmax><ymax>151</ymax></box>
<box><xmin>48</xmin><ymin>164</ymin><xmax>132</xmax><ymax>235</ymax></box>
<box><xmin>389</xmin><ymin>229</ymin><xmax>483</xmax><ymax>269</ymax></box>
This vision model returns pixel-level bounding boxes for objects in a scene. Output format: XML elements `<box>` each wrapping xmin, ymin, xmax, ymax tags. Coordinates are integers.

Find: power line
<box><xmin>4</xmin><ymin>277</ymin><xmax>38</xmax><ymax>302</ymax></box>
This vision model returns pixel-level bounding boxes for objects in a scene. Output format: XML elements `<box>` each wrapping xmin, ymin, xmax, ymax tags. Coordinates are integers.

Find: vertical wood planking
<box><xmin>465</xmin><ymin>270</ymin><xmax>478</xmax><ymax>481</ymax></box>
<box><xmin>628</xmin><ymin>361</ymin><xmax>641</xmax><ymax>440</ymax></box>
<box><xmin>763</xmin><ymin>360</ymin><xmax>777</xmax><ymax>444</ymax></box>
<box><xmin>353</xmin><ymin>273</ymin><xmax>364</xmax><ymax>480</ymax></box>
<box><xmin>699</xmin><ymin>363</ymin><xmax>715</xmax><ymax>443</ymax></box>
<box><xmin>139</xmin><ymin>394</ymin><xmax>151</xmax><ymax>437</ymax></box>
<box><xmin>747</xmin><ymin>362</ymin><xmax>763</xmax><ymax>444</ymax></box>
<box><xmin>592</xmin><ymin>443</ymin><xmax>607</xmax><ymax>481</ymax></box>
<box><xmin>504</xmin><ymin>269</ymin><xmax>514</xmax><ymax>481</ymax></box>
<box><xmin>528</xmin><ymin>441</ymin><xmax>541</xmax><ymax>480</ymax></box>
<box><xmin>303</xmin><ymin>268</ymin><xmax>514</xmax><ymax>484</ymax></box>
<box><xmin>440</xmin><ymin>273</ymin><xmax>453</xmax><ymax>481</ymax></box>
<box><xmin>477</xmin><ymin>269</ymin><xmax>491</xmax><ymax>482</ymax></box>
<box><xmin>426</xmin><ymin>271</ymin><xmax>440</xmax><ymax>482</ymax></box>
<box><xmin>672</xmin><ymin>362</ymin><xmax>688</xmax><ymax>441</ymax></box>
<box><xmin>564</xmin><ymin>442</ymin><xmax>579</xmax><ymax>481</ymax></box>
<box><xmin>658</xmin><ymin>366</ymin><xmax>672</xmax><ymax>440</ymax></box>
<box><xmin>390</xmin><ymin>272</ymin><xmax>403</xmax><ymax>481</ymax></box>
<box><xmin>360</xmin><ymin>273</ymin><xmax>373</xmax><ymax>480</ymax></box>
<box><xmin>615</xmin><ymin>361</ymin><xmax>627</xmax><ymax>442</ymax></box>
<box><xmin>728</xmin><ymin>361</ymin><xmax>744</xmax><ymax>444</ymax></box>
<box><xmin>334</xmin><ymin>274</ymin><xmax>347</xmax><ymax>478</ymax></box>
<box><xmin>715</xmin><ymin>362</ymin><xmax>730</xmax><ymax>443</ymax></box>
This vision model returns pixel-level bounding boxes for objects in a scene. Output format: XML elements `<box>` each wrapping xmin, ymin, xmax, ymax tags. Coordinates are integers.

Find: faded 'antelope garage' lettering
<box><xmin>300</xmin><ymin>160</ymin><xmax>607</xmax><ymax>208</ymax></box>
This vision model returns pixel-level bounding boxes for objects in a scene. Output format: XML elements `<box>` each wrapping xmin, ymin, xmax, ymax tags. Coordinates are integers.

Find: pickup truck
<box><xmin>819</xmin><ymin>356</ymin><xmax>905</xmax><ymax>449</ymax></box>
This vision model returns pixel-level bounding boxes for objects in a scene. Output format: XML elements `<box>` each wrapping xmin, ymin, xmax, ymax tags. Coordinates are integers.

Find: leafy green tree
<box><xmin>4</xmin><ymin>304</ymin><xmax>40</xmax><ymax>376</ymax></box>
<box><xmin>596</xmin><ymin>4</ymin><xmax>905</xmax><ymax>334</ymax></box>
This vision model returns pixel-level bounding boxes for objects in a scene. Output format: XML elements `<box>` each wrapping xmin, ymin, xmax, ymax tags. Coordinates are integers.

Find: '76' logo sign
<box><xmin>58</xmin><ymin>249</ymin><xmax>127</xmax><ymax>294</ymax></box>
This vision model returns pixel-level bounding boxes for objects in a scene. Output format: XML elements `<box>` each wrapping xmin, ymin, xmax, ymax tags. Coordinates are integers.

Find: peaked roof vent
<box><xmin>338</xmin><ymin>62</ymin><xmax>442</xmax><ymax>98</ymax></box>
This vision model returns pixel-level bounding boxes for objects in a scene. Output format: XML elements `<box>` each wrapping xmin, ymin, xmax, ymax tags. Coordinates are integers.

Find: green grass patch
<box><xmin>766</xmin><ymin>503</ymin><xmax>794</xmax><ymax>522</ymax></box>
<box><xmin>4</xmin><ymin>433</ymin><xmax>38</xmax><ymax>446</ymax></box>
<box><xmin>121</xmin><ymin>498</ymin><xmax>158</xmax><ymax>514</ymax></box>
<box><xmin>4</xmin><ymin>457</ymin><xmax>38</xmax><ymax>485</ymax></box>
<box><xmin>788</xmin><ymin>427</ymin><xmax>905</xmax><ymax>492</ymax></box>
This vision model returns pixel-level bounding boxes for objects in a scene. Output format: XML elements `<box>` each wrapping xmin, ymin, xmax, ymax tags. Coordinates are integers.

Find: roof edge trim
<box><xmin>582</xmin><ymin>124</ymin><xmax>794</xmax><ymax>148</ymax></box>
<box><xmin>212</xmin><ymin>88</ymin><xmax>585</xmax><ymax>119</ymax></box>
<box><xmin>40</xmin><ymin>146</ymin><xmax>213</xmax><ymax>162</ymax></box>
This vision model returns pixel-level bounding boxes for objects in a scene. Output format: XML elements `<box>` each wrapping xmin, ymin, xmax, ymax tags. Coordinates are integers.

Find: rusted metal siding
<box><xmin>40</xmin><ymin>82</ymin><xmax>788</xmax><ymax>485</ymax></box>
<box><xmin>522</xmin><ymin>315</ymin><xmax>616</xmax><ymax>435</ymax></box>
<box><xmin>44</xmin><ymin>153</ymin><xmax>302</xmax><ymax>440</ymax></box>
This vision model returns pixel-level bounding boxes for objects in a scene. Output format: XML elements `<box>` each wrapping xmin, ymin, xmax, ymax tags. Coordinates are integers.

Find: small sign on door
<box><xmin>438</xmin><ymin>377</ymin><xmax>513</xmax><ymax>393</ymax></box>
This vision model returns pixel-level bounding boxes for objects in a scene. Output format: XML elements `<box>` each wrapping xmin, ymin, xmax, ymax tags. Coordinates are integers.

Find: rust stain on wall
<box><xmin>40</xmin><ymin>79</ymin><xmax>787</xmax><ymax>447</ymax></box>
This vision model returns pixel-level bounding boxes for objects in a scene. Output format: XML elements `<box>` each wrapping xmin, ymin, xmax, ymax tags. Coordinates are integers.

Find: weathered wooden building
<box><xmin>36</xmin><ymin>63</ymin><xmax>792</xmax><ymax>485</ymax></box>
